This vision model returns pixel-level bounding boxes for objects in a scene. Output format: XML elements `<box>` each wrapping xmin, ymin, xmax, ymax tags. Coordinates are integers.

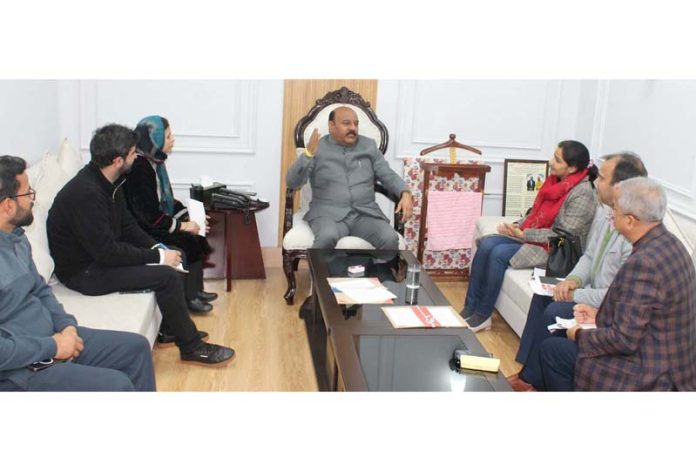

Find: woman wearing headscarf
<box><xmin>462</xmin><ymin>140</ymin><xmax>598</xmax><ymax>332</ymax></box>
<box><xmin>124</xmin><ymin>115</ymin><xmax>217</xmax><ymax>314</ymax></box>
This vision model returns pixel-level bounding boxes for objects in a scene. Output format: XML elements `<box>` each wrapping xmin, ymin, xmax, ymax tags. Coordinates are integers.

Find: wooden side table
<box><xmin>203</xmin><ymin>206</ymin><xmax>267</xmax><ymax>291</ymax></box>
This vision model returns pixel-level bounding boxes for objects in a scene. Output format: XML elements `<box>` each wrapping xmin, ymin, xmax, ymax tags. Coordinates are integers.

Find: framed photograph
<box><xmin>502</xmin><ymin>159</ymin><xmax>550</xmax><ymax>217</ymax></box>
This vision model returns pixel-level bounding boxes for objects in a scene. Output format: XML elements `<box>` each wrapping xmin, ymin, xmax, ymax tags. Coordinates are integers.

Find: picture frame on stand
<box><xmin>502</xmin><ymin>159</ymin><xmax>549</xmax><ymax>217</ymax></box>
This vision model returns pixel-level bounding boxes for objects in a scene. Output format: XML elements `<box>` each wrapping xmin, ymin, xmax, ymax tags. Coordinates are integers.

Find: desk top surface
<box><xmin>307</xmin><ymin>249</ymin><xmax>511</xmax><ymax>391</ymax></box>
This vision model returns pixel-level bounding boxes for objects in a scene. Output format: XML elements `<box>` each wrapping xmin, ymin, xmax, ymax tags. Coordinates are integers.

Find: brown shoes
<box><xmin>506</xmin><ymin>373</ymin><xmax>537</xmax><ymax>392</ymax></box>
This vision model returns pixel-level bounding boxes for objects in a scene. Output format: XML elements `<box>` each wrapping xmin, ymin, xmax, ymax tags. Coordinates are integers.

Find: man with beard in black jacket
<box><xmin>47</xmin><ymin>124</ymin><xmax>235</xmax><ymax>366</ymax></box>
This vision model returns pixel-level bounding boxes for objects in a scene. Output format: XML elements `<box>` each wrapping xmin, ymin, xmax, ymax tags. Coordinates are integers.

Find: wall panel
<box><xmin>377</xmin><ymin>80</ymin><xmax>588</xmax><ymax>216</ymax></box>
<box><xmin>78</xmin><ymin>80</ymin><xmax>284</xmax><ymax>247</ymax></box>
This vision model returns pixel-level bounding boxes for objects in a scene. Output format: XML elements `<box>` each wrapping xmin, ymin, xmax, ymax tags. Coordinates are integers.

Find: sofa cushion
<box><xmin>32</xmin><ymin>152</ymin><xmax>71</xmax><ymax>214</ymax></box>
<box><xmin>500</xmin><ymin>267</ymin><xmax>535</xmax><ymax>314</ymax></box>
<box><xmin>24</xmin><ymin>155</ymin><xmax>64</xmax><ymax>284</ymax></box>
<box><xmin>23</xmin><ymin>205</ymin><xmax>54</xmax><ymax>284</ymax></box>
<box><xmin>57</xmin><ymin>138</ymin><xmax>84</xmax><ymax>177</ymax></box>
<box><xmin>51</xmin><ymin>283</ymin><xmax>161</xmax><ymax>347</ymax></box>
<box><xmin>663</xmin><ymin>208</ymin><xmax>694</xmax><ymax>256</ymax></box>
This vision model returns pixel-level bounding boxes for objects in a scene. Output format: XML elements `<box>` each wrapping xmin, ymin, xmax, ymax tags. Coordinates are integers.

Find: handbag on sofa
<box><xmin>545</xmin><ymin>227</ymin><xmax>582</xmax><ymax>277</ymax></box>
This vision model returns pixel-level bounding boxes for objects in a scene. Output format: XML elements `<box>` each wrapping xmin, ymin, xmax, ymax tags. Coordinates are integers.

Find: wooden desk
<box><xmin>203</xmin><ymin>207</ymin><xmax>267</xmax><ymax>291</ymax></box>
<box><xmin>305</xmin><ymin>248</ymin><xmax>511</xmax><ymax>392</ymax></box>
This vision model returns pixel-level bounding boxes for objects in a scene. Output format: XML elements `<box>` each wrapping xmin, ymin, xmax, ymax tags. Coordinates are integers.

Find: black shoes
<box><xmin>185</xmin><ymin>291</ymin><xmax>217</xmax><ymax>313</ymax></box>
<box><xmin>197</xmin><ymin>290</ymin><xmax>218</xmax><ymax>302</ymax></box>
<box><xmin>180</xmin><ymin>342</ymin><xmax>236</xmax><ymax>365</ymax></box>
<box><xmin>157</xmin><ymin>330</ymin><xmax>209</xmax><ymax>345</ymax></box>
<box><xmin>188</xmin><ymin>298</ymin><xmax>213</xmax><ymax>313</ymax></box>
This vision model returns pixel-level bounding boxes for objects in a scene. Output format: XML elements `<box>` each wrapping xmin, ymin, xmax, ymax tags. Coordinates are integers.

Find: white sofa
<box><xmin>474</xmin><ymin>211</ymin><xmax>696</xmax><ymax>337</ymax></box>
<box><xmin>24</xmin><ymin>140</ymin><xmax>162</xmax><ymax>347</ymax></box>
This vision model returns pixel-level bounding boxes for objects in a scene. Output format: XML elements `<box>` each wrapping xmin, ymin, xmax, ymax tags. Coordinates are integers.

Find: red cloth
<box><xmin>520</xmin><ymin>168</ymin><xmax>589</xmax><ymax>230</ymax></box>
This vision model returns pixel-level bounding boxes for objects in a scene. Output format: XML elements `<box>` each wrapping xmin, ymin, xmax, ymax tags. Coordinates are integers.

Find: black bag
<box><xmin>545</xmin><ymin>227</ymin><xmax>582</xmax><ymax>277</ymax></box>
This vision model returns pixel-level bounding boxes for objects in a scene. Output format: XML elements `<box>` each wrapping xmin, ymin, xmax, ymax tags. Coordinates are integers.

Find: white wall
<box><xmin>376</xmin><ymin>80</ymin><xmax>599</xmax><ymax>216</ymax></box>
<box><xmin>0</xmin><ymin>80</ymin><xmax>61</xmax><ymax>163</ymax></box>
<box><xmin>4</xmin><ymin>79</ymin><xmax>693</xmax><ymax>248</ymax></box>
<box><xmin>593</xmin><ymin>80</ymin><xmax>696</xmax><ymax>240</ymax></box>
<box><xmin>60</xmin><ymin>80</ymin><xmax>284</xmax><ymax>247</ymax></box>
<box><xmin>376</xmin><ymin>79</ymin><xmax>696</xmax><ymax>247</ymax></box>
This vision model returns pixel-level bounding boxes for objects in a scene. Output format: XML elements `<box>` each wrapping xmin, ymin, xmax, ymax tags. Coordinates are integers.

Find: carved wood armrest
<box><xmin>374</xmin><ymin>182</ymin><xmax>405</xmax><ymax>235</ymax></box>
<box><xmin>283</xmin><ymin>187</ymin><xmax>297</xmax><ymax>237</ymax></box>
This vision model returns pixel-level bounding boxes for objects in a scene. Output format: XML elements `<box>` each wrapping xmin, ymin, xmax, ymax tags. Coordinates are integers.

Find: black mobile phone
<box><xmin>539</xmin><ymin>276</ymin><xmax>562</xmax><ymax>285</ymax></box>
<box><xmin>27</xmin><ymin>359</ymin><xmax>54</xmax><ymax>372</ymax></box>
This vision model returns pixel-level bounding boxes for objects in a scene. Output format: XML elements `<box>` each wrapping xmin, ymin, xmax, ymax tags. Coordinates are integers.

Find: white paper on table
<box><xmin>187</xmin><ymin>198</ymin><xmax>207</xmax><ymax>237</ymax></box>
<box><xmin>533</xmin><ymin>267</ymin><xmax>546</xmax><ymax>278</ymax></box>
<box><xmin>329</xmin><ymin>278</ymin><xmax>379</xmax><ymax>290</ymax></box>
<box><xmin>328</xmin><ymin>277</ymin><xmax>397</xmax><ymax>304</ymax></box>
<box><xmin>339</xmin><ymin>287</ymin><xmax>397</xmax><ymax>303</ymax></box>
<box><xmin>200</xmin><ymin>175</ymin><xmax>215</xmax><ymax>188</ymax></box>
<box><xmin>381</xmin><ymin>305</ymin><xmax>466</xmax><ymax>328</ymax></box>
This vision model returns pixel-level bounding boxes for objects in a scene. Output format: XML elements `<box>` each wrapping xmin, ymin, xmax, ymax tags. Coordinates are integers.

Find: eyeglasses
<box><xmin>8</xmin><ymin>187</ymin><xmax>36</xmax><ymax>201</ymax></box>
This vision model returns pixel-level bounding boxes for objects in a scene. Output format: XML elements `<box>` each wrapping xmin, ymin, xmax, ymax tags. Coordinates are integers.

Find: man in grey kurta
<box><xmin>286</xmin><ymin>106</ymin><xmax>413</xmax><ymax>249</ymax></box>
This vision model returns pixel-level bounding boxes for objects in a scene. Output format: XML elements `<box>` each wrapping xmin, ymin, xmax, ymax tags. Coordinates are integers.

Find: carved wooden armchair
<box><xmin>282</xmin><ymin>87</ymin><xmax>406</xmax><ymax>304</ymax></box>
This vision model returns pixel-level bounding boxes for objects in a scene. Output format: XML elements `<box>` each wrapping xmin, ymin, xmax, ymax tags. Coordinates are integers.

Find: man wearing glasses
<box><xmin>538</xmin><ymin>177</ymin><xmax>696</xmax><ymax>391</ymax></box>
<box><xmin>0</xmin><ymin>155</ymin><xmax>156</xmax><ymax>391</ymax></box>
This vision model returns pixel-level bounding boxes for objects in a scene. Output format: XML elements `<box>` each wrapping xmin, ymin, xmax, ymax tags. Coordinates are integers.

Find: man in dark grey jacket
<box><xmin>286</xmin><ymin>106</ymin><xmax>413</xmax><ymax>249</ymax></box>
<box><xmin>0</xmin><ymin>155</ymin><xmax>155</xmax><ymax>391</ymax></box>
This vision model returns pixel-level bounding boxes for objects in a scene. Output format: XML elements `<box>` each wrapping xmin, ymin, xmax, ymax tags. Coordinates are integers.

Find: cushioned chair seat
<box><xmin>283</xmin><ymin>212</ymin><xmax>407</xmax><ymax>251</ymax></box>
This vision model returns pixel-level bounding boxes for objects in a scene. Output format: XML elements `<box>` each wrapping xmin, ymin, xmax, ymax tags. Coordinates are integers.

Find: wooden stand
<box><xmin>202</xmin><ymin>210</ymin><xmax>226</xmax><ymax>280</ymax></box>
<box><xmin>417</xmin><ymin>162</ymin><xmax>491</xmax><ymax>278</ymax></box>
<box><xmin>204</xmin><ymin>207</ymin><xmax>267</xmax><ymax>291</ymax></box>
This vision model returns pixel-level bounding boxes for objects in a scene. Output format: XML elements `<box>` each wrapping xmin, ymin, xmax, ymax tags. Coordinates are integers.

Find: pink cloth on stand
<box><xmin>426</xmin><ymin>191</ymin><xmax>483</xmax><ymax>251</ymax></box>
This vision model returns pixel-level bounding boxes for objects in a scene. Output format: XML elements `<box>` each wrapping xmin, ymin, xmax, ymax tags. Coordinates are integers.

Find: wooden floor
<box><xmin>152</xmin><ymin>267</ymin><xmax>522</xmax><ymax>391</ymax></box>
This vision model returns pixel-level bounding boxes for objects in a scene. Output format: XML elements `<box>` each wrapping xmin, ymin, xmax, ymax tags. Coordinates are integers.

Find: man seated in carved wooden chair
<box><xmin>282</xmin><ymin>91</ymin><xmax>413</xmax><ymax>304</ymax></box>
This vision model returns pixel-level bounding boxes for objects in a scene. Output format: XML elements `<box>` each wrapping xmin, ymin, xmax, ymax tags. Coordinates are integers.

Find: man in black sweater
<box><xmin>47</xmin><ymin>124</ymin><xmax>235</xmax><ymax>365</ymax></box>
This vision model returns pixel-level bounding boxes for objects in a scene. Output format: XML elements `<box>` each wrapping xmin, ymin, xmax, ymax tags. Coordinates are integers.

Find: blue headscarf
<box><xmin>135</xmin><ymin>115</ymin><xmax>175</xmax><ymax>216</ymax></box>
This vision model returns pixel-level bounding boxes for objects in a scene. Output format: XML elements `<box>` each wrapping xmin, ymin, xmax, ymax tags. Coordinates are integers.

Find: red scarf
<box><xmin>520</xmin><ymin>168</ymin><xmax>589</xmax><ymax>230</ymax></box>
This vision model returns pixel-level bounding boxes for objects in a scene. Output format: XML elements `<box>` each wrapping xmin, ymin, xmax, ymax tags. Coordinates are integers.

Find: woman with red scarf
<box><xmin>463</xmin><ymin>140</ymin><xmax>598</xmax><ymax>332</ymax></box>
